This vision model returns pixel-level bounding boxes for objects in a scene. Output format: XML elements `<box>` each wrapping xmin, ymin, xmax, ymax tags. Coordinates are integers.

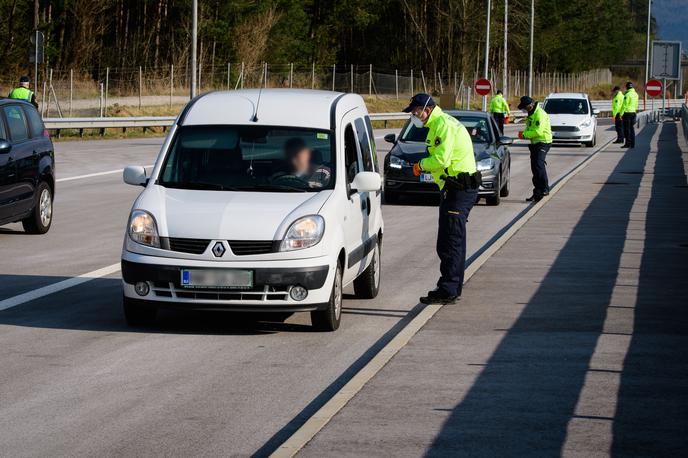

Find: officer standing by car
<box><xmin>404</xmin><ymin>93</ymin><xmax>480</xmax><ymax>305</ymax></box>
<box><xmin>612</xmin><ymin>85</ymin><xmax>625</xmax><ymax>143</ymax></box>
<box><xmin>620</xmin><ymin>81</ymin><xmax>638</xmax><ymax>149</ymax></box>
<box><xmin>489</xmin><ymin>89</ymin><xmax>510</xmax><ymax>134</ymax></box>
<box><xmin>8</xmin><ymin>76</ymin><xmax>39</xmax><ymax>109</ymax></box>
<box><xmin>517</xmin><ymin>95</ymin><xmax>552</xmax><ymax>202</ymax></box>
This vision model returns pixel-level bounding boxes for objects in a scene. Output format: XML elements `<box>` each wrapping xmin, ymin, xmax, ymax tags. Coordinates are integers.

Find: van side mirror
<box><xmin>498</xmin><ymin>136</ymin><xmax>514</xmax><ymax>145</ymax></box>
<box><xmin>384</xmin><ymin>133</ymin><xmax>396</xmax><ymax>144</ymax></box>
<box><xmin>123</xmin><ymin>165</ymin><xmax>147</xmax><ymax>187</ymax></box>
<box><xmin>0</xmin><ymin>139</ymin><xmax>11</xmax><ymax>154</ymax></box>
<box><xmin>350</xmin><ymin>171</ymin><xmax>381</xmax><ymax>193</ymax></box>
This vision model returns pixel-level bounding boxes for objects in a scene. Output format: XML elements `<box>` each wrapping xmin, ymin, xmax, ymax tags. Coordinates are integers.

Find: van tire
<box><xmin>311</xmin><ymin>262</ymin><xmax>343</xmax><ymax>332</ymax></box>
<box><xmin>22</xmin><ymin>182</ymin><xmax>53</xmax><ymax>234</ymax></box>
<box><xmin>353</xmin><ymin>242</ymin><xmax>381</xmax><ymax>299</ymax></box>
<box><xmin>123</xmin><ymin>295</ymin><xmax>157</xmax><ymax>327</ymax></box>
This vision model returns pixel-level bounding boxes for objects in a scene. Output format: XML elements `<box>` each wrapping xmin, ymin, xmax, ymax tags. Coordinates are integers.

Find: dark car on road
<box><xmin>383</xmin><ymin>110</ymin><xmax>512</xmax><ymax>205</ymax></box>
<box><xmin>0</xmin><ymin>98</ymin><xmax>55</xmax><ymax>233</ymax></box>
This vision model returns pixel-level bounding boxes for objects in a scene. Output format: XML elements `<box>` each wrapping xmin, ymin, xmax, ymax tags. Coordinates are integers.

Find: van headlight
<box><xmin>128</xmin><ymin>210</ymin><xmax>160</xmax><ymax>248</ymax></box>
<box><xmin>476</xmin><ymin>158</ymin><xmax>495</xmax><ymax>171</ymax></box>
<box><xmin>280</xmin><ymin>215</ymin><xmax>325</xmax><ymax>251</ymax></box>
<box><xmin>580</xmin><ymin>119</ymin><xmax>592</xmax><ymax>128</ymax></box>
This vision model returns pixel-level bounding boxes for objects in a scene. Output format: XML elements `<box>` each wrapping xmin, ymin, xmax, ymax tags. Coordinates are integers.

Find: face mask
<box><xmin>410</xmin><ymin>115</ymin><xmax>424</xmax><ymax>128</ymax></box>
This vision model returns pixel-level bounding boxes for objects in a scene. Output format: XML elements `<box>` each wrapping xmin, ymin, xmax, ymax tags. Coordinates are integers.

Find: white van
<box><xmin>121</xmin><ymin>89</ymin><xmax>383</xmax><ymax>331</ymax></box>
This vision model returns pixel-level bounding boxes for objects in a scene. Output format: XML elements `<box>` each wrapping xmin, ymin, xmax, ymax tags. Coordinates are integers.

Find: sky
<box><xmin>652</xmin><ymin>0</ymin><xmax>688</xmax><ymax>51</ymax></box>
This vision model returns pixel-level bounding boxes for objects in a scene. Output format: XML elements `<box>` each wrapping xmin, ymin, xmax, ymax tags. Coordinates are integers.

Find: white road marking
<box><xmin>0</xmin><ymin>263</ymin><xmax>121</xmax><ymax>312</ymax></box>
<box><xmin>57</xmin><ymin>165</ymin><xmax>154</xmax><ymax>183</ymax></box>
<box><xmin>270</xmin><ymin>137</ymin><xmax>617</xmax><ymax>458</ymax></box>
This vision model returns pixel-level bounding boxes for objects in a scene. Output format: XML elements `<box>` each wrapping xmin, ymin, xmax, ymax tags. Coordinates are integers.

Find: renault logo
<box><xmin>212</xmin><ymin>242</ymin><xmax>226</xmax><ymax>257</ymax></box>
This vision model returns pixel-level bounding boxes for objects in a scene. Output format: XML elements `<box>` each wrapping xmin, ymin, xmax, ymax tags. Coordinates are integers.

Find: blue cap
<box><xmin>402</xmin><ymin>93</ymin><xmax>436</xmax><ymax>113</ymax></box>
<box><xmin>517</xmin><ymin>96</ymin><xmax>534</xmax><ymax>110</ymax></box>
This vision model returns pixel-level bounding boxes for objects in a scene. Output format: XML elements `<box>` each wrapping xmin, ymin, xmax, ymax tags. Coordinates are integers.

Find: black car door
<box><xmin>0</xmin><ymin>113</ymin><xmax>16</xmax><ymax>222</ymax></box>
<box><xmin>1</xmin><ymin>104</ymin><xmax>35</xmax><ymax>216</ymax></box>
<box><xmin>18</xmin><ymin>105</ymin><xmax>49</xmax><ymax>214</ymax></box>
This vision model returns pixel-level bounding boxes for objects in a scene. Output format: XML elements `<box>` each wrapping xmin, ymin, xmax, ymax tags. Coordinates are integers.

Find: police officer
<box><xmin>620</xmin><ymin>81</ymin><xmax>638</xmax><ymax>149</ymax></box>
<box><xmin>8</xmin><ymin>76</ymin><xmax>39</xmax><ymax>109</ymax></box>
<box><xmin>403</xmin><ymin>93</ymin><xmax>480</xmax><ymax>305</ymax></box>
<box><xmin>517</xmin><ymin>95</ymin><xmax>552</xmax><ymax>202</ymax></box>
<box><xmin>489</xmin><ymin>89</ymin><xmax>510</xmax><ymax>134</ymax></box>
<box><xmin>611</xmin><ymin>85</ymin><xmax>625</xmax><ymax>143</ymax></box>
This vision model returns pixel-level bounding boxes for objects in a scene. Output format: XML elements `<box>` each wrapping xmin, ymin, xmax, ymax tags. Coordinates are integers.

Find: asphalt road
<box><xmin>0</xmin><ymin>122</ymin><xmax>617</xmax><ymax>456</ymax></box>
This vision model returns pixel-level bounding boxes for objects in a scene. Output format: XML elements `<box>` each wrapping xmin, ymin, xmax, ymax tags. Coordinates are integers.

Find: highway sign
<box><xmin>645</xmin><ymin>79</ymin><xmax>663</xmax><ymax>97</ymax></box>
<box><xmin>475</xmin><ymin>78</ymin><xmax>492</xmax><ymax>96</ymax></box>
<box><xmin>651</xmin><ymin>41</ymin><xmax>682</xmax><ymax>80</ymax></box>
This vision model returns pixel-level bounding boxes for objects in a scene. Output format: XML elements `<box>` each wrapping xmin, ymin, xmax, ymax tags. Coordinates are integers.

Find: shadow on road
<box><xmin>424</xmin><ymin>123</ymin><xmax>660</xmax><ymax>456</ymax></box>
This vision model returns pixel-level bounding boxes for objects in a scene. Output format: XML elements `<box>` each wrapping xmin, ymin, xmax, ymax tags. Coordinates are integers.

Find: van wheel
<box><xmin>353</xmin><ymin>242</ymin><xmax>381</xmax><ymax>299</ymax></box>
<box><xmin>22</xmin><ymin>182</ymin><xmax>53</xmax><ymax>234</ymax></box>
<box><xmin>123</xmin><ymin>295</ymin><xmax>157</xmax><ymax>327</ymax></box>
<box><xmin>311</xmin><ymin>262</ymin><xmax>343</xmax><ymax>332</ymax></box>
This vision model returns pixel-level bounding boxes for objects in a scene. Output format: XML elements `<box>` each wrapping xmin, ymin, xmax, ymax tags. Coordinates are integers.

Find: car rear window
<box><xmin>23</xmin><ymin>105</ymin><xmax>45</xmax><ymax>138</ymax></box>
<box><xmin>2</xmin><ymin>105</ymin><xmax>29</xmax><ymax>142</ymax></box>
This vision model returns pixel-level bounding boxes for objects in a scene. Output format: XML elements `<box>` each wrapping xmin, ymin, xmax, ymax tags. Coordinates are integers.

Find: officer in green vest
<box><xmin>619</xmin><ymin>81</ymin><xmax>638</xmax><ymax>148</ymax></box>
<box><xmin>517</xmin><ymin>95</ymin><xmax>552</xmax><ymax>202</ymax></box>
<box><xmin>489</xmin><ymin>89</ymin><xmax>510</xmax><ymax>134</ymax></box>
<box><xmin>404</xmin><ymin>93</ymin><xmax>481</xmax><ymax>305</ymax></box>
<box><xmin>611</xmin><ymin>85</ymin><xmax>625</xmax><ymax>143</ymax></box>
<box><xmin>8</xmin><ymin>76</ymin><xmax>38</xmax><ymax>109</ymax></box>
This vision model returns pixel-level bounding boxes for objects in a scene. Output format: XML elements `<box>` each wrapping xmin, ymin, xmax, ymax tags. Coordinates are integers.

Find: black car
<box><xmin>383</xmin><ymin>110</ymin><xmax>512</xmax><ymax>205</ymax></box>
<box><xmin>0</xmin><ymin>98</ymin><xmax>55</xmax><ymax>233</ymax></box>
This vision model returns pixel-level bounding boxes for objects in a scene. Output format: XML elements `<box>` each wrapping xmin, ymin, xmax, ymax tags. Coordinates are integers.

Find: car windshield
<box><xmin>159</xmin><ymin>125</ymin><xmax>335</xmax><ymax>192</ymax></box>
<box><xmin>399</xmin><ymin>114</ymin><xmax>492</xmax><ymax>144</ymax></box>
<box><xmin>543</xmin><ymin>98</ymin><xmax>589</xmax><ymax>115</ymax></box>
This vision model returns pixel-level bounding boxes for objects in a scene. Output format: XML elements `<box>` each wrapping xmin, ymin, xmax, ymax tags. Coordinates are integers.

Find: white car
<box><xmin>121</xmin><ymin>89</ymin><xmax>383</xmax><ymax>331</ymax></box>
<box><xmin>543</xmin><ymin>93</ymin><xmax>599</xmax><ymax>147</ymax></box>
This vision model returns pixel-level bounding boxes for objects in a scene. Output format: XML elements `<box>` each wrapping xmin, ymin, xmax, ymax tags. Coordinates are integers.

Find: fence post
<box><xmin>411</xmin><ymin>69</ymin><xmax>414</xmax><ymax>94</ymax></box>
<box><xmin>138</xmin><ymin>66</ymin><xmax>142</xmax><ymax>110</ymax></box>
<box><xmin>395</xmin><ymin>70</ymin><xmax>399</xmax><ymax>100</ymax></box>
<box><xmin>467</xmin><ymin>86</ymin><xmax>471</xmax><ymax>109</ymax></box>
<box><xmin>311</xmin><ymin>62</ymin><xmax>315</xmax><ymax>89</ymax></box>
<box><xmin>332</xmin><ymin>64</ymin><xmax>336</xmax><ymax>91</ymax></box>
<box><xmin>69</xmin><ymin>69</ymin><xmax>73</xmax><ymax>117</ymax></box>
<box><xmin>47</xmin><ymin>69</ymin><xmax>53</xmax><ymax>117</ymax></box>
<box><xmin>170</xmin><ymin>64</ymin><xmax>174</xmax><ymax>107</ymax></box>
<box><xmin>227</xmin><ymin>62</ymin><xmax>230</xmax><ymax>90</ymax></box>
<box><xmin>99</xmin><ymin>82</ymin><xmax>104</xmax><ymax>117</ymax></box>
<box><xmin>240</xmin><ymin>62</ymin><xmax>244</xmax><ymax>89</ymax></box>
<box><xmin>289</xmin><ymin>62</ymin><xmax>294</xmax><ymax>88</ymax></box>
<box><xmin>351</xmin><ymin>65</ymin><xmax>354</xmax><ymax>93</ymax></box>
<box><xmin>104</xmin><ymin>67</ymin><xmax>109</xmax><ymax>116</ymax></box>
<box><xmin>369</xmin><ymin>64</ymin><xmax>372</xmax><ymax>97</ymax></box>
<box><xmin>264</xmin><ymin>62</ymin><xmax>268</xmax><ymax>88</ymax></box>
<box><xmin>421</xmin><ymin>70</ymin><xmax>427</xmax><ymax>93</ymax></box>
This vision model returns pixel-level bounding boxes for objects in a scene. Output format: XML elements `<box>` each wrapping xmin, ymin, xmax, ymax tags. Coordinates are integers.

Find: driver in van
<box><xmin>273</xmin><ymin>137</ymin><xmax>332</xmax><ymax>188</ymax></box>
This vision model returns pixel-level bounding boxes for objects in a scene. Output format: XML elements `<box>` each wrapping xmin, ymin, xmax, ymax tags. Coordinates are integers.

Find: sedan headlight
<box><xmin>128</xmin><ymin>210</ymin><xmax>160</xmax><ymax>248</ymax></box>
<box><xmin>476</xmin><ymin>158</ymin><xmax>495</xmax><ymax>171</ymax></box>
<box><xmin>389</xmin><ymin>155</ymin><xmax>409</xmax><ymax>169</ymax></box>
<box><xmin>580</xmin><ymin>118</ymin><xmax>592</xmax><ymax>128</ymax></box>
<box><xmin>280</xmin><ymin>215</ymin><xmax>325</xmax><ymax>251</ymax></box>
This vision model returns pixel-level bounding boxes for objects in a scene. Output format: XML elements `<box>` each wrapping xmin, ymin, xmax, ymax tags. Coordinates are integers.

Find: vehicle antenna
<box><xmin>251</xmin><ymin>87</ymin><xmax>263</xmax><ymax>122</ymax></box>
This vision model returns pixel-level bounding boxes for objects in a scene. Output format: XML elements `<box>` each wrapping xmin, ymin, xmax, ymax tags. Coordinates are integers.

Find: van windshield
<box><xmin>159</xmin><ymin>125</ymin><xmax>335</xmax><ymax>192</ymax></box>
<box><xmin>543</xmin><ymin>98</ymin><xmax>589</xmax><ymax>115</ymax></box>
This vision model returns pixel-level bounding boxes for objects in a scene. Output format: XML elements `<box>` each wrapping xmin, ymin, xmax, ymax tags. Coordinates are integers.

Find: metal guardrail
<box><xmin>44</xmin><ymin>99</ymin><xmax>686</xmax><ymax>135</ymax></box>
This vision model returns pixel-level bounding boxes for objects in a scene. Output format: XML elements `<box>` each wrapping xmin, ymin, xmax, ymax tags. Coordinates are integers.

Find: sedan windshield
<box><xmin>159</xmin><ymin>125</ymin><xmax>335</xmax><ymax>192</ymax></box>
<box><xmin>543</xmin><ymin>98</ymin><xmax>589</xmax><ymax>115</ymax></box>
<box><xmin>399</xmin><ymin>115</ymin><xmax>493</xmax><ymax>144</ymax></box>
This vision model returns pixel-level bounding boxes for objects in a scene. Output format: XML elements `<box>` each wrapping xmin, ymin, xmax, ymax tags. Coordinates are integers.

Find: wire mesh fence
<box><xmin>1</xmin><ymin>64</ymin><xmax>613</xmax><ymax>117</ymax></box>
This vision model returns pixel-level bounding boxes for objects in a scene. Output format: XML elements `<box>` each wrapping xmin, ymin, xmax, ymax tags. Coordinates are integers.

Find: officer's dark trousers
<box><xmin>529</xmin><ymin>142</ymin><xmax>551</xmax><ymax>197</ymax></box>
<box><xmin>614</xmin><ymin>115</ymin><xmax>624</xmax><ymax>142</ymax></box>
<box><xmin>622</xmin><ymin>112</ymin><xmax>636</xmax><ymax>147</ymax></box>
<box><xmin>436</xmin><ymin>186</ymin><xmax>477</xmax><ymax>297</ymax></box>
<box><xmin>493</xmin><ymin>113</ymin><xmax>505</xmax><ymax>135</ymax></box>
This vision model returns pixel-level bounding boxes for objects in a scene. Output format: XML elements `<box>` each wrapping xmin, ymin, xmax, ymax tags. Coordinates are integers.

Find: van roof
<box><xmin>179</xmin><ymin>89</ymin><xmax>364</xmax><ymax>130</ymax></box>
<box><xmin>546</xmin><ymin>92</ymin><xmax>589</xmax><ymax>99</ymax></box>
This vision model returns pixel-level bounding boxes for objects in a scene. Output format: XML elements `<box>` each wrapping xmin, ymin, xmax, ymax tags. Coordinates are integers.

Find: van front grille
<box><xmin>228</xmin><ymin>240</ymin><xmax>278</xmax><ymax>256</ymax></box>
<box><xmin>167</xmin><ymin>237</ymin><xmax>210</xmax><ymax>254</ymax></box>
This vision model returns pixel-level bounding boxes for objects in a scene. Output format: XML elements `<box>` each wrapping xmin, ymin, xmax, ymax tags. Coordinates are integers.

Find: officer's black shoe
<box><xmin>621</xmin><ymin>144</ymin><xmax>630</xmax><ymax>148</ymax></box>
<box><xmin>420</xmin><ymin>290</ymin><xmax>459</xmax><ymax>305</ymax></box>
<box><xmin>613</xmin><ymin>140</ymin><xmax>624</xmax><ymax>144</ymax></box>
<box><xmin>526</xmin><ymin>191</ymin><xmax>549</xmax><ymax>203</ymax></box>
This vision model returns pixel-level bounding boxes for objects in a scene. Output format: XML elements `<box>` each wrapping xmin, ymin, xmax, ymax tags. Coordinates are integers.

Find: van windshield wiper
<box><xmin>162</xmin><ymin>181</ymin><xmax>243</xmax><ymax>191</ymax></box>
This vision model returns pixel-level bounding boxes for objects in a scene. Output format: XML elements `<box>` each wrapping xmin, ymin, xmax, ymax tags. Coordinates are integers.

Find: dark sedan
<box><xmin>383</xmin><ymin>110</ymin><xmax>512</xmax><ymax>206</ymax></box>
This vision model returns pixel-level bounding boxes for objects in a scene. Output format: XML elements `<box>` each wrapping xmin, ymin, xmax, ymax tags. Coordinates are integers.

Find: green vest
<box><xmin>8</xmin><ymin>86</ymin><xmax>34</xmax><ymax>102</ymax></box>
<box><xmin>523</xmin><ymin>103</ymin><xmax>552</xmax><ymax>144</ymax></box>
<box><xmin>620</xmin><ymin>87</ymin><xmax>638</xmax><ymax>116</ymax></box>
<box><xmin>489</xmin><ymin>94</ymin><xmax>510</xmax><ymax>114</ymax></box>
<box><xmin>612</xmin><ymin>91</ymin><xmax>624</xmax><ymax>118</ymax></box>
<box><xmin>419</xmin><ymin>106</ymin><xmax>477</xmax><ymax>189</ymax></box>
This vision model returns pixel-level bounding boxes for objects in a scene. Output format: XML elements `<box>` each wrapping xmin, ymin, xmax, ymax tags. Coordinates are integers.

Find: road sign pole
<box><xmin>483</xmin><ymin>0</ymin><xmax>491</xmax><ymax>111</ymax></box>
<box><xmin>34</xmin><ymin>31</ymin><xmax>39</xmax><ymax>93</ymax></box>
<box><xmin>662</xmin><ymin>78</ymin><xmax>666</xmax><ymax>121</ymax></box>
<box><xmin>190</xmin><ymin>0</ymin><xmax>197</xmax><ymax>99</ymax></box>
<box><xmin>503</xmin><ymin>0</ymin><xmax>508</xmax><ymax>99</ymax></box>
<box><xmin>528</xmin><ymin>0</ymin><xmax>534</xmax><ymax>95</ymax></box>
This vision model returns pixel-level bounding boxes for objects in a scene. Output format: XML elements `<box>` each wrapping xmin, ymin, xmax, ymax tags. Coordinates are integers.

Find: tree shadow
<box><xmin>424</xmin><ymin>123</ymin><xmax>658</xmax><ymax>456</ymax></box>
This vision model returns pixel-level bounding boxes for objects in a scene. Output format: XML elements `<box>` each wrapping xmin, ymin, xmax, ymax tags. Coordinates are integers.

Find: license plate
<box><xmin>420</xmin><ymin>173</ymin><xmax>434</xmax><ymax>183</ymax></box>
<box><xmin>180</xmin><ymin>269</ymin><xmax>253</xmax><ymax>289</ymax></box>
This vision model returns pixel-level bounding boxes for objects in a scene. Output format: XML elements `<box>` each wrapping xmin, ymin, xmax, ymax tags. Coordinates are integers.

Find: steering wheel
<box><xmin>271</xmin><ymin>173</ymin><xmax>309</xmax><ymax>187</ymax></box>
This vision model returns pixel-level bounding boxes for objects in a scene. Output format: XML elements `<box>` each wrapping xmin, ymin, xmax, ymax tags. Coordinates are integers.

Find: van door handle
<box><xmin>366</xmin><ymin>196</ymin><xmax>371</xmax><ymax>215</ymax></box>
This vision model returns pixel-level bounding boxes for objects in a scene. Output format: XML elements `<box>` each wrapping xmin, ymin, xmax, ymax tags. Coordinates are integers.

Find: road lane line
<box><xmin>269</xmin><ymin>137</ymin><xmax>617</xmax><ymax>458</ymax></box>
<box><xmin>57</xmin><ymin>165</ymin><xmax>154</xmax><ymax>183</ymax></box>
<box><xmin>0</xmin><ymin>263</ymin><xmax>121</xmax><ymax>312</ymax></box>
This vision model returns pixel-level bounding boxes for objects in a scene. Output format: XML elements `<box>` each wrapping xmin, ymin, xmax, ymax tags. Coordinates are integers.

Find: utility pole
<box><xmin>34</xmin><ymin>0</ymin><xmax>39</xmax><ymax>94</ymax></box>
<box><xmin>528</xmin><ymin>0</ymin><xmax>534</xmax><ymax>95</ymax></box>
<box><xmin>645</xmin><ymin>0</ymin><xmax>652</xmax><ymax>82</ymax></box>
<box><xmin>503</xmin><ymin>0</ymin><xmax>508</xmax><ymax>97</ymax></box>
<box><xmin>190</xmin><ymin>0</ymin><xmax>198</xmax><ymax>99</ymax></box>
<box><xmin>483</xmin><ymin>0</ymin><xmax>491</xmax><ymax>111</ymax></box>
